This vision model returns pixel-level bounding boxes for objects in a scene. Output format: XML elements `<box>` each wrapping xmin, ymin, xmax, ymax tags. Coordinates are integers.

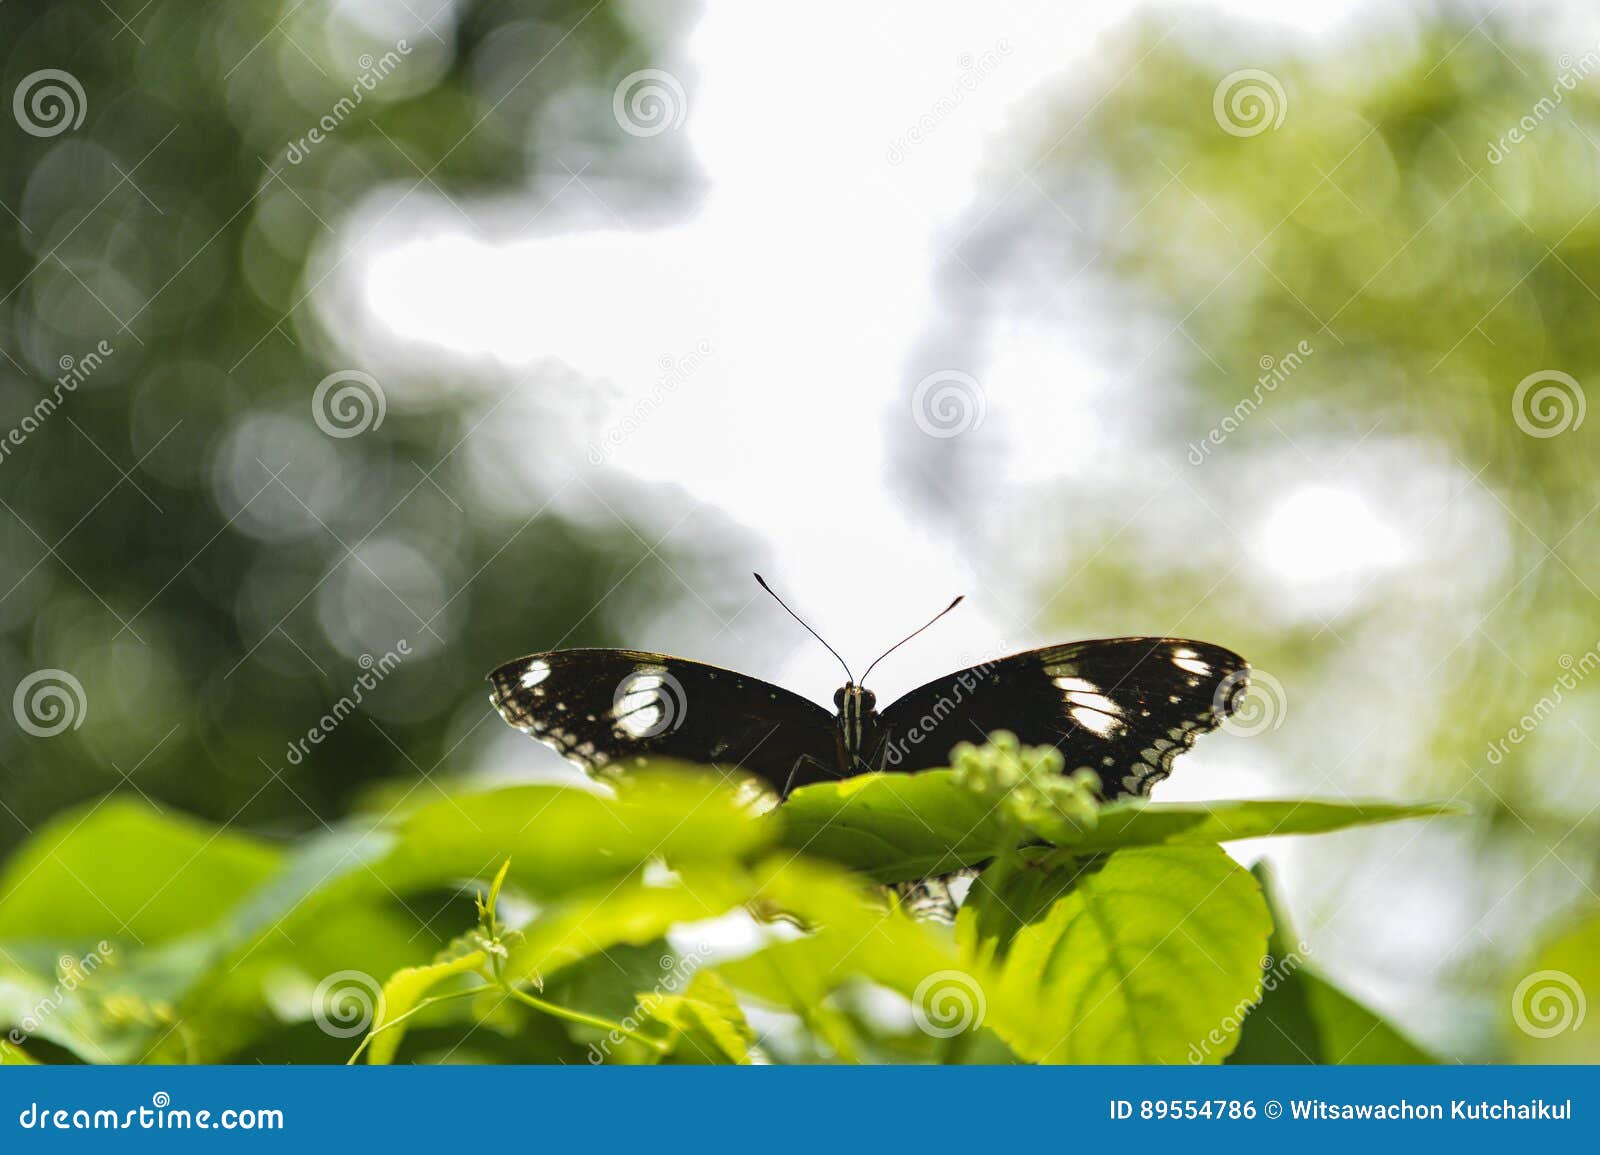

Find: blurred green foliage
<box><xmin>0</xmin><ymin>0</ymin><xmax>689</xmax><ymax>848</ymax></box>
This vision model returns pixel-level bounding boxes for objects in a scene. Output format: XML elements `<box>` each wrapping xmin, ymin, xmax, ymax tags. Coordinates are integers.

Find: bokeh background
<box><xmin>1</xmin><ymin>0</ymin><xmax>1597</xmax><ymax>1061</ymax></box>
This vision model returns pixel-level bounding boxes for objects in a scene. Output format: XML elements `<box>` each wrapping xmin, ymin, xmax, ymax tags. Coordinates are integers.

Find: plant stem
<box><xmin>500</xmin><ymin>983</ymin><xmax>671</xmax><ymax>1054</ymax></box>
<box><xmin>345</xmin><ymin>989</ymin><xmax>484</xmax><ymax>1065</ymax></box>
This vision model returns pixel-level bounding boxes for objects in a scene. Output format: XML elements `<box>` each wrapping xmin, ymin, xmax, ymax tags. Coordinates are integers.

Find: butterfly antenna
<box><xmin>860</xmin><ymin>595</ymin><xmax>965</xmax><ymax>685</ymax></box>
<box><xmin>753</xmin><ymin>572</ymin><xmax>855</xmax><ymax>684</ymax></box>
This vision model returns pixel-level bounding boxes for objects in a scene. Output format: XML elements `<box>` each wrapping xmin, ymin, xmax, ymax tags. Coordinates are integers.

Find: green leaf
<box><xmin>503</xmin><ymin>864</ymin><xmax>757</xmax><ymax>986</ymax></box>
<box><xmin>1229</xmin><ymin>862</ymin><xmax>1433</xmax><ymax>1064</ymax></box>
<box><xmin>0</xmin><ymin>1040</ymin><xmax>37</xmax><ymax>1064</ymax></box>
<box><xmin>364</xmin><ymin>947</ymin><xmax>489</xmax><ymax>1065</ymax></box>
<box><xmin>638</xmin><ymin>972</ymin><xmax>755</xmax><ymax>1064</ymax></box>
<box><xmin>1506</xmin><ymin>910</ymin><xmax>1600</xmax><ymax>1064</ymax></box>
<box><xmin>376</xmin><ymin>768</ymin><xmax>772</xmax><ymax>901</ymax></box>
<box><xmin>781</xmin><ymin>769</ymin><xmax>1463</xmax><ymax>883</ymax></box>
<box><xmin>1061</xmin><ymin>799</ymin><xmax>1467</xmax><ymax>856</ymax></box>
<box><xmin>717</xmin><ymin>858</ymin><xmax>973</xmax><ymax>1061</ymax></box>
<box><xmin>0</xmin><ymin>799</ymin><xmax>280</xmax><ymax>943</ymax></box>
<box><xmin>0</xmin><ymin>947</ymin><xmax>132</xmax><ymax>1064</ymax></box>
<box><xmin>962</xmin><ymin>846</ymin><xmax>1271</xmax><ymax>1063</ymax></box>
<box><xmin>779</xmin><ymin>771</ymin><xmax>1003</xmax><ymax>883</ymax></box>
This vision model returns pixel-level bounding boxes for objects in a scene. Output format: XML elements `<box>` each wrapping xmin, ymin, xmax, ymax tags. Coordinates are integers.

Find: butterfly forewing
<box><xmin>875</xmin><ymin>637</ymin><xmax>1248</xmax><ymax>800</ymax></box>
<box><xmin>487</xmin><ymin>648</ymin><xmax>838</xmax><ymax>794</ymax></box>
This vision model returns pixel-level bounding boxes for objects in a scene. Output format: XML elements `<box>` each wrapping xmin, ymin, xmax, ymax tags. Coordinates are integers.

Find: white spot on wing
<box><xmin>1070</xmin><ymin>706</ymin><xmax>1122</xmax><ymax>736</ymax></box>
<box><xmin>1063</xmin><ymin>689</ymin><xmax>1120</xmax><ymax>717</ymax></box>
<box><xmin>519</xmin><ymin>660</ymin><xmax>551</xmax><ymax>689</ymax></box>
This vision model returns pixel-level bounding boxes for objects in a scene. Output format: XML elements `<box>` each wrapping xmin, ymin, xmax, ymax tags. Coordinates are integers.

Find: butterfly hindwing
<box><xmin>488</xmin><ymin>648</ymin><xmax>838</xmax><ymax>794</ymax></box>
<box><xmin>874</xmin><ymin>637</ymin><xmax>1248</xmax><ymax>800</ymax></box>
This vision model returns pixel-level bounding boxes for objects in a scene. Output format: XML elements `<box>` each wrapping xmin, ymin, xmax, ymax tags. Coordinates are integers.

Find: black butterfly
<box><xmin>488</xmin><ymin>574</ymin><xmax>1249</xmax><ymax>801</ymax></box>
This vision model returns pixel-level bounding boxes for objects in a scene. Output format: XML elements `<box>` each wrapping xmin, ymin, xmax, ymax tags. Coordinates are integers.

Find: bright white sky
<box><xmin>346</xmin><ymin>0</ymin><xmax>1409</xmax><ymax>708</ymax></box>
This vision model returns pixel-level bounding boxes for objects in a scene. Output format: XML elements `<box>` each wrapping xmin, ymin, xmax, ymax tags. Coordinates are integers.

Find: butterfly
<box><xmin>488</xmin><ymin>574</ymin><xmax>1250</xmax><ymax>801</ymax></box>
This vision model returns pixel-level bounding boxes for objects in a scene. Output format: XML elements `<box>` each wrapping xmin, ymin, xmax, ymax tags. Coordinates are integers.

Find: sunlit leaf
<box><xmin>376</xmin><ymin>768</ymin><xmax>772</xmax><ymax>900</ymax></box>
<box><xmin>1506</xmin><ymin>910</ymin><xmax>1600</xmax><ymax>1064</ymax></box>
<box><xmin>364</xmin><ymin>948</ymin><xmax>489</xmax><ymax>1065</ymax></box>
<box><xmin>503</xmin><ymin>864</ymin><xmax>757</xmax><ymax>986</ymax></box>
<box><xmin>962</xmin><ymin>846</ymin><xmax>1270</xmax><ymax>1063</ymax></box>
<box><xmin>0</xmin><ymin>799</ymin><xmax>280</xmax><ymax>943</ymax></box>
<box><xmin>782</xmin><ymin>769</ymin><xmax>1462</xmax><ymax>882</ymax></box>
<box><xmin>638</xmin><ymin>971</ymin><xmax>755</xmax><ymax>1064</ymax></box>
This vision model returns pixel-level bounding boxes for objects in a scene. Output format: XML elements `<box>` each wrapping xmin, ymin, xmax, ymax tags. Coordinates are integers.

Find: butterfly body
<box><xmin>488</xmin><ymin>636</ymin><xmax>1249</xmax><ymax>802</ymax></box>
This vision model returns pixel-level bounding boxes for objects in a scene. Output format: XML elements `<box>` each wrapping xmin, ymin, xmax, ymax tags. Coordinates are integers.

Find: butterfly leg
<box><xmin>781</xmin><ymin>753</ymin><xmax>840</xmax><ymax>798</ymax></box>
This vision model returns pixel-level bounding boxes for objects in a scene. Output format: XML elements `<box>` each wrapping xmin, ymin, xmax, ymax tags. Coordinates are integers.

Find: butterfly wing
<box><xmin>488</xmin><ymin>648</ymin><xmax>839</xmax><ymax>794</ymax></box>
<box><xmin>874</xmin><ymin>638</ymin><xmax>1248</xmax><ymax>800</ymax></box>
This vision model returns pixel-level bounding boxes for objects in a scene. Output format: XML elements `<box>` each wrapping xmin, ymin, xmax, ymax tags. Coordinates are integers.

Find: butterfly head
<box><xmin>833</xmin><ymin>683</ymin><xmax>877</xmax><ymax>713</ymax></box>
